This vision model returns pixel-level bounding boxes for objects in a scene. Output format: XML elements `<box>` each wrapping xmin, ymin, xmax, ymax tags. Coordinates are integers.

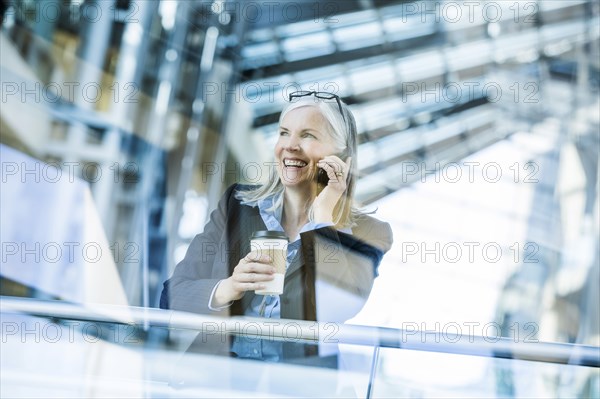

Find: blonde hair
<box><xmin>235</xmin><ymin>95</ymin><xmax>359</xmax><ymax>227</ymax></box>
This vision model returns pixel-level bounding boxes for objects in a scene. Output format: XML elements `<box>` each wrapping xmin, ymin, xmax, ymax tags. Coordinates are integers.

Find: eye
<box><xmin>279</xmin><ymin>131</ymin><xmax>289</xmax><ymax>136</ymax></box>
<box><xmin>302</xmin><ymin>132</ymin><xmax>316</xmax><ymax>139</ymax></box>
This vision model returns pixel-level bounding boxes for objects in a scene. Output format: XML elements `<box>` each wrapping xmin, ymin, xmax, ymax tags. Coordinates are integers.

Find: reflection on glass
<box><xmin>372</xmin><ymin>347</ymin><xmax>600</xmax><ymax>398</ymax></box>
<box><xmin>0</xmin><ymin>0</ymin><xmax>598</xmax><ymax>397</ymax></box>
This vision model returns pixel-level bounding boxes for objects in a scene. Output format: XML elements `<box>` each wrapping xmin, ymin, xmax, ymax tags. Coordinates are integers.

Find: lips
<box><xmin>283</xmin><ymin>158</ymin><xmax>308</xmax><ymax>168</ymax></box>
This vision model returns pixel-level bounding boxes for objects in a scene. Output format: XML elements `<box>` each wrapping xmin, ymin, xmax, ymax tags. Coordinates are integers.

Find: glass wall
<box><xmin>1</xmin><ymin>1</ymin><xmax>598</xmax><ymax>397</ymax></box>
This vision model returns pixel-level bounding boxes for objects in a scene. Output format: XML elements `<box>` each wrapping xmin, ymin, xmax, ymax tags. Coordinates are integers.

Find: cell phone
<box><xmin>317</xmin><ymin>168</ymin><xmax>330</xmax><ymax>188</ymax></box>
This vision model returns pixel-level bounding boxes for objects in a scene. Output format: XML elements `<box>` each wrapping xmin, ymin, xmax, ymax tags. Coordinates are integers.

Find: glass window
<box><xmin>281</xmin><ymin>32</ymin><xmax>335</xmax><ymax>61</ymax></box>
<box><xmin>332</xmin><ymin>21</ymin><xmax>384</xmax><ymax>51</ymax></box>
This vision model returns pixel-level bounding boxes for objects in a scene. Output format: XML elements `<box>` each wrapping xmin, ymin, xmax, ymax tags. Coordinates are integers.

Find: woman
<box><xmin>160</xmin><ymin>91</ymin><xmax>393</xmax><ymax>360</ymax></box>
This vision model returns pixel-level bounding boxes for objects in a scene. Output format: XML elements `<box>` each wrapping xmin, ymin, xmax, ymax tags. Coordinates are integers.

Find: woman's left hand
<box><xmin>313</xmin><ymin>156</ymin><xmax>352</xmax><ymax>223</ymax></box>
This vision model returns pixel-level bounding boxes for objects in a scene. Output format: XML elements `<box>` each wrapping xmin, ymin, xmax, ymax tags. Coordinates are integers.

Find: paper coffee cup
<box><xmin>251</xmin><ymin>231</ymin><xmax>288</xmax><ymax>295</ymax></box>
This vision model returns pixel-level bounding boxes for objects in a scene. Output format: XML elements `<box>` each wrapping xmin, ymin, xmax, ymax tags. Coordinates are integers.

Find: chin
<box><xmin>279</xmin><ymin>174</ymin><xmax>309</xmax><ymax>189</ymax></box>
<box><xmin>279</xmin><ymin>167</ymin><xmax>301</xmax><ymax>184</ymax></box>
<box><xmin>280</xmin><ymin>178</ymin><xmax>304</xmax><ymax>188</ymax></box>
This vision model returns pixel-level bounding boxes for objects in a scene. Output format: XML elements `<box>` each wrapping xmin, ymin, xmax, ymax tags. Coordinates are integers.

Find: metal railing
<box><xmin>2</xmin><ymin>295</ymin><xmax>598</xmax><ymax>367</ymax></box>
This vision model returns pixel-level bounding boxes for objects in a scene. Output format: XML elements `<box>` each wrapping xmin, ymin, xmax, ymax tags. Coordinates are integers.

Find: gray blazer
<box><xmin>160</xmin><ymin>184</ymin><xmax>393</xmax><ymax>358</ymax></box>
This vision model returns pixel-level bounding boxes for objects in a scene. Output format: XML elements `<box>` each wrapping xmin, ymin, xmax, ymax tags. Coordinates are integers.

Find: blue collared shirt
<box><xmin>231</xmin><ymin>191</ymin><xmax>349</xmax><ymax>361</ymax></box>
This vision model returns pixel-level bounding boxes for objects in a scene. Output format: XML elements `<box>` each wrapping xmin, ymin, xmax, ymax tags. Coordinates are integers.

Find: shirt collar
<box><xmin>255</xmin><ymin>191</ymin><xmax>352</xmax><ymax>242</ymax></box>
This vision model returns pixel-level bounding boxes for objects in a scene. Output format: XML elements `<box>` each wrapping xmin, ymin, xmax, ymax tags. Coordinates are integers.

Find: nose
<box><xmin>285</xmin><ymin>135</ymin><xmax>301</xmax><ymax>151</ymax></box>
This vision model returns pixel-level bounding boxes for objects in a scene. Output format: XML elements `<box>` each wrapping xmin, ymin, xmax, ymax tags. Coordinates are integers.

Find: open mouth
<box><xmin>283</xmin><ymin>158</ymin><xmax>308</xmax><ymax>169</ymax></box>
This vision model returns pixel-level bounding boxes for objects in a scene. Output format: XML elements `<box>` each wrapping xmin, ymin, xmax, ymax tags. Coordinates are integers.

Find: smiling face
<box><xmin>275</xmin><ymin>106</ymin><xmax>339</xmax><ymax>190</ymax></box>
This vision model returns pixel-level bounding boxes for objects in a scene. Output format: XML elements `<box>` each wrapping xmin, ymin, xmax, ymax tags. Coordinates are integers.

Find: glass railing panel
<box><xmin>1</xmin><ymin>301</ymin><xmax>378</xmax><ymax>398</ymax></box>
<box><xmin>3</xmin><ymin>297</ymin><xmax>598</xmax><ymax>398</ymax></box>
<box><xmin>371</xmin><ymin>346</ymin><xmax>600</xmax><ymax>398</ymax></box>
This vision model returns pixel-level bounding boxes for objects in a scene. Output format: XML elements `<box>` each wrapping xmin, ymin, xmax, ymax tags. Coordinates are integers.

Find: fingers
<box><xmin>243</xmin><ymin>251</ymin><xmax>272</xmax><ymax>264</ymax></box>
<box><xmin>236</xmin><ymin>272</ymin><xmax>275</xmax><ymax>283</ymax></box>
<box><xmin>317</xmin><ymin>159</ymin><xmax>346</xmax><ymax>183</ymax></box>
<box><xmin>318</xmin><ymin>155</ymin><xmax>351</xmax><ymax>177</ymax></box>
<box><xmin>231</xmin><ymin>252</ymin><xmax>276</xmax><ymax>292</ymax></box>
<box><xmin>237</xmin><ymin>252</ymin><xmax>275</xmax><ymax>273</ymax></box>
<box><xmin>319</xmin><ymin>154</ymin><xmax>351</xmax><ymax>168</ymax></box>
<box><xmin>239</xmin><ymin>253</ymin><xmax>274</xmax><ymax>271</ymax></box>
<box><xmin>231</xmin><ymin>273</ymin><xmax>273</xmax><ymax>292</ymax></box>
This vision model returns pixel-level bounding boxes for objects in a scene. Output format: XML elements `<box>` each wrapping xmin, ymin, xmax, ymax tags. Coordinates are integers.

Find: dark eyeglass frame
<box><xmin>288</xmin><ymin>91</ymin><xmax>346</xmax><ymax>122</ymax></box>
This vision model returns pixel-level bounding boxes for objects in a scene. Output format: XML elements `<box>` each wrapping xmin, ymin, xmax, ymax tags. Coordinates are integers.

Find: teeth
<box><xmin>284</xmin><ymin>159</ymin><xmax>307</xmax><ymax>167</ymax></box>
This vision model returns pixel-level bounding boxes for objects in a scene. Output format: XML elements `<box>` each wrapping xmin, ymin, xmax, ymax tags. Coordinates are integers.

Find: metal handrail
<box><xmin>1</xmin><ymin>295</ymin><xmax>598</xmax><ymax>367</ymax></box>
